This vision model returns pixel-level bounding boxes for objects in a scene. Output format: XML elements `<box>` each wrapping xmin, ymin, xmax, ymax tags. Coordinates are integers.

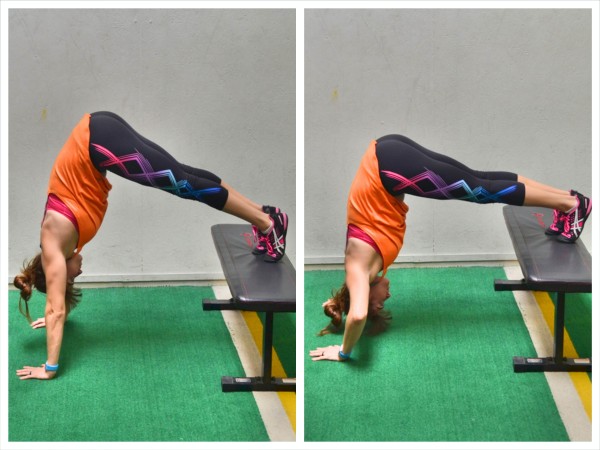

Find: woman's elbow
<box><xmin>45</xmin><ymin>306</ymin><xmax>66</xmax><ymax>322</ymax></box>
<box><xmin>347</xmin><ymin>310</ymin><xmax>368</xmax><ymax>324</ymax></box>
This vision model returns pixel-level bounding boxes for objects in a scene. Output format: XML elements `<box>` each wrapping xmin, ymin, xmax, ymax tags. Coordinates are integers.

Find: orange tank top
<box><xmin>347</xmin><ymin>139</ymin><xmax>409</xmax><ymax>275</ymax></box>
<box><xmin>47</xmin><ymin>114</ymin><xmax>112</xmax><ymax>253</ymax></box>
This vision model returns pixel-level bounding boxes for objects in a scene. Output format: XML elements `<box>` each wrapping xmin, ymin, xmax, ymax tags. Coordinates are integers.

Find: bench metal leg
<box><xmin>220</xmin><ymin>376</ymin><xmax>296</xmax><ymax>392</ymax></box>
<box><xmin>494</xmin><ymin>283</ymin><xmax>591</xmax><ymax>373</ymax></box>
<box><xmin>512</xmin><ymin>356</ymin><xmax>591</xmax><ymax>372</ymax></box>
<box><xmin>513</xmin><ymin>292</ymin><xmax>591</xmax><ymax>373</ymax></box>
<box><xmin>203</xmin><ymin>300</ymin><xmax>296</xmax><ymax>392</ymax></box>
<box><xmin>263</xmin><ymin>311</ymin><xmax>274</xmax><ymax>382</ymax></box>
<box><xmin>220</xmin><ymin>312</ymin><xmax>296</xmax><ymax>392</ymax></box>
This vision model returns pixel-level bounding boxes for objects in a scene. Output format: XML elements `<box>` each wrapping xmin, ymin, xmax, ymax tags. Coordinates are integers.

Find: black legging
<box><xmin>376</xmin><ymin>135</ymin><xmax>525</xmax><ymax>205</ymax></box>
<box><xmin>88</xmin><ymin>111</ymin><xmax>228</xmax><ymax>210</ymax></box>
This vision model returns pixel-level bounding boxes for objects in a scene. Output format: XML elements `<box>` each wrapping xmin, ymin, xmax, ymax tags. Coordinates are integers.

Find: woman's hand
<box><xmin>16</xmin><ymin>364</ymin><xmax>57</xmax><ymax>380</ymax></box>
<box><xmin>31</xmin><ymin>317</ymin><xmax>46</xmax><ymax>329</ymax></box>
<box><xmin>310</xmin><ymin>345</ymin><xmax>345</xmax><ymax>362</ymax></box>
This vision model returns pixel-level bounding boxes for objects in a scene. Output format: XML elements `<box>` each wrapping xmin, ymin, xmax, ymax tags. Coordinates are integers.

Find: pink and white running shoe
<box><xmin>264</xmin><ymin>211</ymin><xmax>288</xmax><ymax>262</ymax></box>
<box><xmin>252</xmin><ymin>205</ymin><xmax>280</xmax><ymax>255</ymax></box>
<box><xmin>557</xmin><ymin>192</ymin><xmax>592</xmax><ymax>243</ymax></box>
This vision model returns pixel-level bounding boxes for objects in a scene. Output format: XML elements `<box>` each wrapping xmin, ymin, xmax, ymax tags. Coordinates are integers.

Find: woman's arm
<box><xmin>42</xmin><ymin>247</ymin><xmax>67</xmax><ymax>371</ymax></box>
<box><xmin>16</xmin><ymin>245</ymin><xmax>66</xmax><ymax>380</ymax></box>
<box><xmin>16</xmin><ymin>210</ymin><xmax>77</xmax><ymax>380</ymax></box>
<box><xmin>339</xmin><ymin>260</ymin><xmax>370</xmax><ymax>356</ymax></box>
<box><xmin>309</xmin><ymin>262</ymin><xmax>370</xmax><ymax>362</ymax></box>
<box><xmin>41</xmin><ymin>210</ymin><xmax>77</xmax><ymax>369</ymax></box>
<box><xmin>310</xmin><ymin>240</ymin><xmax>377</xmax><ymax>362</ymax></box>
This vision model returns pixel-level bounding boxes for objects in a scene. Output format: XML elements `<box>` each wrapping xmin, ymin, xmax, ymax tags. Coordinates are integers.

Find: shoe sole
<box><xmin>544</xmin><ymin>228</ymin><xmax>562</xmax><ymax>236</ymax></box>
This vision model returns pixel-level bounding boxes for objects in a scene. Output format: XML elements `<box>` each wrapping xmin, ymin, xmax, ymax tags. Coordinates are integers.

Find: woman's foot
<box><xmin>252</xmin><ymin>205</ymin><xmax>280</xmax><ymax>254</ymax></box>
<box><xmin>264</xmin><ymin>211</ymin><xmax>288</xmax><ymax>262</ymax></box>
<box><xmin>557</xmin><ymin>192</ymin><xmax>592</xmax><ymax>243</ymax></box>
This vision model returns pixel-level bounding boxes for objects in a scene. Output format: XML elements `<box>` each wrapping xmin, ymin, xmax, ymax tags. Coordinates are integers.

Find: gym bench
<box><xmin>494</xmin><ymin>206</ymin><xmax>591</xmax><ymax>373</ymax></box>
<box><xmin>203</xmin><ymin>224</ymin><xmax>296</xmax><ymax>392</ymax></box>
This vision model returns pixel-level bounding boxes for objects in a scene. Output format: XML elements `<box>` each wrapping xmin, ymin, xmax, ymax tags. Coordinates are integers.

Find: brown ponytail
<box><xmin>317</xmin><ymin>283</ymin><xmax>350</xmax><ymax>336</ymax></box>
<box><xmin>14</xmin><ymin>253</ymin><xmax>81</xmax><ymax>323</ymax></box>
<box><xmin>317</xmin><ymin>281</ymin><xmax>391</xmax><ymax>336</ymax></box>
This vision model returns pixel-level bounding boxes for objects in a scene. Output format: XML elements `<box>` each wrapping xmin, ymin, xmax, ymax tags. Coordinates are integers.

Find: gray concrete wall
<box><xmin>5</xmin><ymin>7</ymin><xmax>595</xmax><ymax>280</ymax></box>
<box><xmin>8</xmin><ymin>8</ymin><xmax>296</xmax><ymax>281</ymax></box>
<box><xmin>305</xmin><ymin>8</ymin><xmax>592</xmax><ymax>264</ymax></box>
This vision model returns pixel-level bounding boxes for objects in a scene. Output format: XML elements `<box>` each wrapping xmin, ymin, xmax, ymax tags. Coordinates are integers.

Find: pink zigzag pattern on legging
<box><xmin>91</xmin><ymin>143</ymin><xmax>222</xmax><ymax>200</ymax></box>
<box><xmin>380</xmin><ymin>168</ymin><xmax>518</xmax><ymax>203</ymax></box>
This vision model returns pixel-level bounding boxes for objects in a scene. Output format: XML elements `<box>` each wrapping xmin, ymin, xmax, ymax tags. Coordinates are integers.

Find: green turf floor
<box><xmin>8</xmin><ymin>286</ymin><xmax>270</xmax><ymax>442</ymax></box>
<box><xmin>304</xmin><ymin>267</ymin><xmax>591</xmax><ymax>442</ymax></box>
<box><xmin>257</xmin><ymin>311</ymin><xmax>296</xmax><ymax>378</ymax></box>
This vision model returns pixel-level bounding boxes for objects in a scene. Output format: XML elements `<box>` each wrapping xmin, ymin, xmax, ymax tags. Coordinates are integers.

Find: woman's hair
<box><xmin>318</xmin><ymin>282</ymin><xmax>391</xmax><ymax>336</ymax></box>
<box><xmin>13</xmin><ymin>253</ymin><xmax>81</xmax><ymax>323</ymax></box>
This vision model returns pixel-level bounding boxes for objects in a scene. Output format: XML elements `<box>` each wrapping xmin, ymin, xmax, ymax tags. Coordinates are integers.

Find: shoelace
<box><xmin>550</xmin><ymin>209</ymin><xmax>564</xmax><ymax>229</ymax></box>
<box><xmin>251</xmin><ymin>225</ymin><xmax>260</xmax><ymax>247</ymax></box>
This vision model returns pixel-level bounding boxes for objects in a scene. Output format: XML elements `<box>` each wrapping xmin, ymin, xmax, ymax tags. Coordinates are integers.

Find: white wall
<box><xmin>8</xmin><ymin>9</ymin><xmax>296</xmax><ymax>282</ymax></box>
<box><xmin>305</xmin><ymin>8</ymin><xmax>592</xmax><ymax>265</ymax></box>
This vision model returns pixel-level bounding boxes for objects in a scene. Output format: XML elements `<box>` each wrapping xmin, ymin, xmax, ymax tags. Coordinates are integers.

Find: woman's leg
<box><xmin>375</xmin><ymin>135</ymin><xmax>590</xmax><ymax>241</ymax></box>
<box><xmin>519</xmin><ymin>177</ymin><xmax>576</xmax><ymax>211</ymax></box>
<box><xmin>518</xmin><ymin>175</ymin><xmax>570</xmax><ymax>196</ymax></box>
<box><xmin>220</xmin><ymin>182</ymin><xmax>271</xmax><ymax>231</ymax></box>
<box><xmin>376</xmin><ymin>135</ymin><xmax>580</xmax><ymax>211</ymax></box>
<box><xmin>88</xmin><ymin>112</ymin><xmax>272</xmax><ymax>226</ymax></box>
<box><xmin>216</xmin><ymin>184</ymin><xmax>289</xmax><ymax>260</ymax></box>
<box><xmin>376</xmin><ymin>135</ymin><xmax>526</xmax><ymax>205</ymax></box>
<box><xmin>89</xmin><ymin>113</ymin><xmax>227</xmax><ymax>209</ymax></box>
<box><xmin>88</xmin><ymin>112</ymin><xmax>288</xmax><ymax>259</ymax></box>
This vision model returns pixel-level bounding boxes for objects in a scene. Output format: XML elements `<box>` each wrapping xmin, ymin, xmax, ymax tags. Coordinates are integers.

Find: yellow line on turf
<box><xmin>241</xmin><ymin>311</ymin><xmax>296</xmax><ymax>433</ymax></box>
<box><xmin>533</xmin><ymin>291</ymin><xmax>592</xmax><ymax>420</ymax></box>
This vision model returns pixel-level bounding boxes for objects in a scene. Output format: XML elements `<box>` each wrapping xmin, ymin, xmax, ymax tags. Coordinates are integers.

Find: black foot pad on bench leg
<box><xmin>513</xmin><ymin>356</ymin><xmax>592</xmax><ymax>373</ymax></box>
<box><xmin>221</xmin><ymin>376</ymin><xmax>297</xmax><ymax>392</ymax></box>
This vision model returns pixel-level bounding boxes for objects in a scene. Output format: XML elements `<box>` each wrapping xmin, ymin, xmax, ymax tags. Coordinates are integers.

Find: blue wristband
<box><xmin>338</xmin><ymin>350</ymin><xmax>351</xmax><ymax>360</ymax></box>
<box><xmin>45</xmin><ymin>362</ymin><xmax>59</xmax><ymax>372</ymax></box>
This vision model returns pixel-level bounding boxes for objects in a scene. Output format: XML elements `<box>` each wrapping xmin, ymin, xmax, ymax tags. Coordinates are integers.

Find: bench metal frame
<box><xmin>494</xmin><ymin>206</ymin><xmax>591</xmax><ymax>373</ymax></box>
<box><xmin>202</xmin><ymin>224</ymin><xmax>296</xmax><ymax>391</ymax></box>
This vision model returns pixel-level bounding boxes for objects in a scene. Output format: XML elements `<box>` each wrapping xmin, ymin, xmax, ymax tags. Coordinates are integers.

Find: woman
<box><xmin>309</xmin><ymin>134</ymin><xmax>591</xmax><ymax>363</ymax></box>
<box><xmin>14</xmin><ymin>111</ymin><xmax>288</xmax><ymax>380</ymax></box>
